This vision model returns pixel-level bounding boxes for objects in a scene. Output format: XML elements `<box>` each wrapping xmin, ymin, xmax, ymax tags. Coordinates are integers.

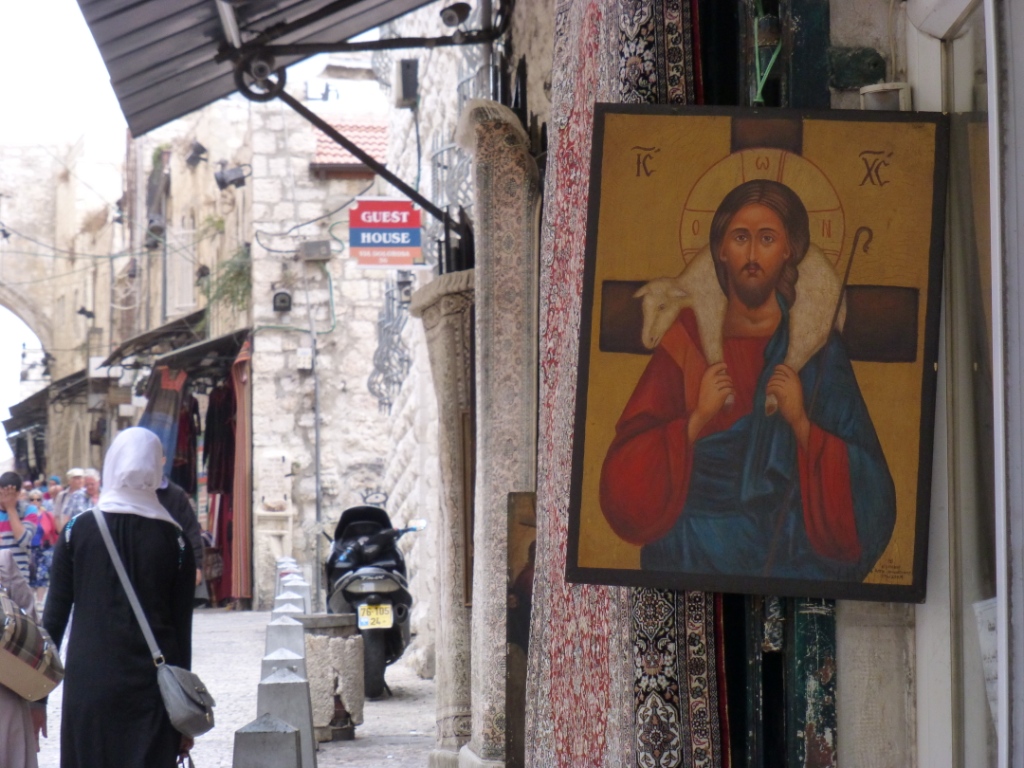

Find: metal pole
<box><xmin>303</xmin><ymin>264</ymin><xmax>323</xmax><ymax>612</ymax></box>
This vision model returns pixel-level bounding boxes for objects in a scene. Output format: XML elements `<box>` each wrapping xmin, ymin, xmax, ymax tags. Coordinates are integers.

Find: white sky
<box><xmin>0</xmin><ymin>2</ymin><xmax>387</xmax><ymax>463</ymax></box>
<box><xmin>0</xmin><ymin>1</ymin><xmax>127</xmax><ymax>458</ymax></box>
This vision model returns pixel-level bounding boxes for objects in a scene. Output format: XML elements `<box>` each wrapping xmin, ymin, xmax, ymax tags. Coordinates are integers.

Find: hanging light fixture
<box><xmin>214</xmin><ymin>162</ymin><xmax>251</xmax><ymax>190</ymax></box>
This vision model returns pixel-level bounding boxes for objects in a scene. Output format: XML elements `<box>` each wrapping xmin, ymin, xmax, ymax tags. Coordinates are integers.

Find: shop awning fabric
<box><xmin>77</xmin><ymin>0</ymin><xmax>433</xmax><ymax>136</ymax></box>
<box><xmin>100</xmin><ymin>309</ymin><xmax>207</xmax><ymax>368</ymax></box>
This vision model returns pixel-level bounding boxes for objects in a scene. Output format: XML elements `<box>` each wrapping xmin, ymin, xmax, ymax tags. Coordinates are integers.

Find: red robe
<box><xmin>600</xmin><ymin>310</ymin><xmax>862</xmax><ymax>564</ymax></box>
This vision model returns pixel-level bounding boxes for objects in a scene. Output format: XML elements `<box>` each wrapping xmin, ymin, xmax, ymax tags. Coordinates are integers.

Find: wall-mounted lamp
<box><xmin>186</xmin><ymin>140</ymin><xmax>208</xmax><ymax>168</ymax></box>
<box><xmin>440</xmin><ymin>1</ymin><xmax>471</xmax><ymax>27</ymax></box>
<box><xmin>215</xmin><ymin>162</ymin><xmax>252</xmax><ymax>190</ymax></box>
<box><xmin>273</xmin><ymin>290</ymin><xmax>293</xmax><ymax>313</ymax></box>
<box><xmin>145</xmin><ymin>212</ymin><xmax>165</xmax><ymax>250</ymax></box>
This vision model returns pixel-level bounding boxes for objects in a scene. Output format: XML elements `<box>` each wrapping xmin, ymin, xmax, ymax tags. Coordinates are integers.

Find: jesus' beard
<box><xmin>730</xmin><ymin>271</ymin><xmax>778</xmax><ymax>309</ymax></box>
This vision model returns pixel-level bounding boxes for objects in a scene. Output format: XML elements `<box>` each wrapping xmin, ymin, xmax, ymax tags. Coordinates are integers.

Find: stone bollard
<box><xmin>297</xmin><ymin>613</ymin><xmax>363</xmax><ymax>742</ymax></box>
<box><xmin>262</xmin><ymin>647</ymin><xmax>308</xmax><ymax>681</ymax></box>
<box><xmin>274</xmin><ymin>591</ymin><xmax>305</xmax><ymax>614</ymax></box>
<box><xmin>266</xmin><ymin>615</ymin><xmax>306</xmax><ymax>658</ymax></box>
<box><xmin>232</xmin><ymin>713</ymin><xmax>302</xmax><ymax>768</ymax></box>
<box><xmin>275</xmin><ymin>560</ymin><xmax>301</xmax><ymax>596</ymax></box>
<box><xmin>281</xmin><ymin>577</ymin><xmax>312</xmax><ymax>614</ymax></box>
<box><xmin>271</xmin><ymin>603</ymin><xmax>306</xmax><ymax>622</ymax></box>
<box><xmin>257</xmin><ymin>668</ymin><xmax>318</xmax><ymax>768</ymax></box>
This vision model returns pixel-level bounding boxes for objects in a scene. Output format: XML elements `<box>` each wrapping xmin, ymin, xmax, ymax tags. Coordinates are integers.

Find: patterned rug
<box><xmin>524</xmin><ymin>1</ymin><xmax>631</xmax><ymax>766</ymax></box>
<box><xmin>633</xmin><ymin>590</ymin><xmax>726</xmax><ymax>768</ymax></box>
<box><xmin>525</xmin><ymin>0</ymin><xmax>714</xmax><ymax>766</ymax></box>
<box><xmin>620</xmin><ymin>0</ymin><xmax>701</xmax><ymax>104</ymax></box>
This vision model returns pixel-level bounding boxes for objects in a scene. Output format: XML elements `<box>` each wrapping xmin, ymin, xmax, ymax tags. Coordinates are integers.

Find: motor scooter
<box><xmin>324</xmin><ymin>505</ymin><xmax>426</xmax><ymax>698</ymax></box>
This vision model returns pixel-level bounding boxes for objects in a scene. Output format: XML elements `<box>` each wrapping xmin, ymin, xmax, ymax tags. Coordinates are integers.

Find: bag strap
<box><xmin>91</xmin><ymin>509</ymin><xmax>166</xmax><ymax>666</ymax></box>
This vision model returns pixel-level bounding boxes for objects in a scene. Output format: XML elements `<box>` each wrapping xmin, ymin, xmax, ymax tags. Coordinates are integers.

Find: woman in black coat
<box><xmin>44</xmin><ymin>428</ymin><xmax>196</xmax><ymax>767</ymax></box>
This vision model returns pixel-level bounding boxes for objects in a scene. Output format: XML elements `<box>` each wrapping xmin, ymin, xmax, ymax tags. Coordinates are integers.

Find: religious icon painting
<box><xmin>565</xmin><ymin>105</ymin><xmax>949</xmax><ymax>602</ymax></box>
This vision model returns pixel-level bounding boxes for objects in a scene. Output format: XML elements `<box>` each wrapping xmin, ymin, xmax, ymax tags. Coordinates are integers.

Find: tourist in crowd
<box><xmin>0</xmin><ymin>471</ymin><xmax>38</xmax><ymax>579</ymax></box>
<box><xmin>62</xmin><ymin>468</ymin><xmax>101</xmax><ymax>520</ymax></box>
<box><xmin>44</xmin><ymin>428</ymin><xmax>195</xmax><ymax>767</ymax></box>
<box><xmin>53</xmin><ymin>468</ymin><xmax>84</xmax><ymax>532</ymax></box>
<box><xmin>43</xmin><ymin>476</ymin><xmax>60</xmax><ymax>506</ymax></box>
<box><xmin>27</xmin><ymin>489</ymin><xmax>57</xmax><ymax>610</ymax></box>
<box><xmin>0</xmin><ymin>547</ymin><xmax>47</xmax><ymax>768</ymax></box>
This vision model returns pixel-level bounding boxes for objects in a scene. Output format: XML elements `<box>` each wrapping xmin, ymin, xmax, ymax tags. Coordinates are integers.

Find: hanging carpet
<box><xmin>525</xmin><ymin>0</ymin><xmax>716</xmax><ymax>766</ymax></box>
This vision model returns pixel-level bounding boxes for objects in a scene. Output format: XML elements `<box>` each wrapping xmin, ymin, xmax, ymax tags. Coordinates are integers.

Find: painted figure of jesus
<box><xmin>600</xmin><ymin>179</ymin><xmax>896</xmax><ymax>581</ymax></box>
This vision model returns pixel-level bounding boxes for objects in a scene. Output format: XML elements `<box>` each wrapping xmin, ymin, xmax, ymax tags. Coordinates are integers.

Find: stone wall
<box><xmin>0</xmin><ymin>141</ymin><xmax>123</xmax><ymax>473</ymax></box>
<box><xmin>247</xmin><ymin>94</ymin><xmax>396</xmax><ymax>609</ymax></box>
<box><xmin>381</xmin><ymin>309</ymin><xmax>440</xmax><ymax>678</ymax></box>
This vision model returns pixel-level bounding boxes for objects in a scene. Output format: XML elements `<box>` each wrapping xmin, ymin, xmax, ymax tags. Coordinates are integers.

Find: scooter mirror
<box><xmin>408</xmin><ymin>518</ymin><xmax>428</xmax><ymax>531</ymax></box>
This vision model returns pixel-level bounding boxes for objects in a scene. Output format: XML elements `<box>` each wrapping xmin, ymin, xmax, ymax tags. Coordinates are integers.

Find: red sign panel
<box><xmin>349</xmin><ymin>199</ymin><xmax>426</xmax><ymax>268</ymax></box>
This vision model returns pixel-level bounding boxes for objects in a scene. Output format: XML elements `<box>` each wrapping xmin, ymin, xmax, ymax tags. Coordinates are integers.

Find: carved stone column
<box><xmin>456</xmin><ymin>101</ymin><xmax>541</xmax><ymax>768</ymax></box>
<box><xmin>410</xmin><ymin>269</ymin><xmax>476</xmax><ymax>768</ymax></box>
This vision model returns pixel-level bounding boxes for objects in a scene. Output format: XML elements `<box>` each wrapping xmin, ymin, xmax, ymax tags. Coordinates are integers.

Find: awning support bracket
<box><xmin>216</xmin><ymin>0</ymin><xmax>512</xmax><ymax>64</ymax></box>
<box><xmin>228</xmin><ymin>3</ymin><xmax>506</xmax><ymax>273</ymax></box>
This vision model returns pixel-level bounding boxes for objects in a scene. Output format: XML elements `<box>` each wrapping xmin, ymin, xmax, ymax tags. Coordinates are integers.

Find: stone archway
<box><xmin>0</xmin><ymin>284</ymin><xmax>54</xmax><ymax>357</ymax></box>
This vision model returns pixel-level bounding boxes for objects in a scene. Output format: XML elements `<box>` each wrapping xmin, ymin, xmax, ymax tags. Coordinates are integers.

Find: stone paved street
<box><xmin>37</xmin><ymin>609</ymin><xmax>436</xmax><ymax>767</ymax></box>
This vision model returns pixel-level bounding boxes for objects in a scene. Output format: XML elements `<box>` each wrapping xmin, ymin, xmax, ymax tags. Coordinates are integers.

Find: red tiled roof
<box><xmin>313</xmin><ymin>120</ymin><xmax>388</xmax><ymax>167</ymax></box>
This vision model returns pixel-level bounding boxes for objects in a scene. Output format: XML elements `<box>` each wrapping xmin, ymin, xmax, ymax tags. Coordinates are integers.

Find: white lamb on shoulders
<box><xmin>634</xmin><ymin>246</ymin><xmax>726</xmax><ymax>361</ymax></box>
<box><xmin>634</xmin><ymin>277</ymin><xmax>688</xmax><ymax>350</ymax></box>
<box><xmin>634</xmin><ymin>244</ymin><xmax>846</xmax><ymax>417</ymax></box>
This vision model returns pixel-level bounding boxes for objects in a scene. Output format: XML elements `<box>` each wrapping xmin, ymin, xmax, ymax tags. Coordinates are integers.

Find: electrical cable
<box><xmin>0</xmin><ymin>264</ymin><xmax>97</xmax><ymax>285</ymax></box>
<box><xmin>253</xmin><ymin>180</ymin><xmax>375</xmax><ymax>253</ymax></box>
<box><xmin>38</xmin><ymin>145</ymin><xmax>121</xmax><ymax>210</ymax></box>
<box><xmin>0</xmin><ymin>221</ymin><xmax>217</xmax><ymax>263</ymax></box>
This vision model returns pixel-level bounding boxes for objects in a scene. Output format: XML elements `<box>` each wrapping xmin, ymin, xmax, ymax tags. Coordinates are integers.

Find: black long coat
<box><xmin>43</xmin><ymin>511</ymin><xmax>195</xmax><ymax>768</ymax></box>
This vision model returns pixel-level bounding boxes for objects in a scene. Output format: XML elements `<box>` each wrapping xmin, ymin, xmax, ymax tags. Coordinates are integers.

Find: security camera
<box><xmin>440</xmin><ymin>2</ymin><xmax>471</xmax><ymax>27</ymax></box>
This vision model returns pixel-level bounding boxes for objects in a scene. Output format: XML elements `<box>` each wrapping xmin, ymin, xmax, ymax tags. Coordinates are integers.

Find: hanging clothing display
<box><xmin>138</xmin><ymin>367</ymin><xmax>188</xmax><ymax>472</ymax></box>
<box><xmin>204</xmin><ymin>383</ymin><xmax>236</xmax><ymax>495</ymax></box>
<box><xmin>171</xmin><ymin>395</ymin><xmax>200</xmax><ymax>495</ymax></box>
<box><xmin>210</xmin><ymin>493</ymin><xmax>235</xmax><ymax>605</ymax></box>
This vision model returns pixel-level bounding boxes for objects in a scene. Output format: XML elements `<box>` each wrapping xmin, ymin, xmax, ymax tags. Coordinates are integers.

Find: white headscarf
<box><xmin>97</xmin><ymin>427</ymin><xmax>180</xmax><ymax>528</ymax></box>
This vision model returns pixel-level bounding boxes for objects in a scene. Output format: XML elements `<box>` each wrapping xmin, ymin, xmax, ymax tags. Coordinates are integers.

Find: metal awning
<box><xmin>77</xmin><ymin>0</ymin><xmax>434</xmax><ymax>136</ymax></box>
<box><xmin>100</xmin><ymin>308</ymin><xmax>207</xmax><ymax>367</ymax></box>
<box><xmin>3</xmin><ymin>386</ymin><xmax>51</xmax><ymax>437</ymax></box>
<box><xmin>48</xmin><ymin>370</ymin><xmax>90</xmax><ymax>405</ymax></box>
<box><xmin>154</xmin><ymin>327</ymin><xmax>250</xmax><ymax>376</ymax></box>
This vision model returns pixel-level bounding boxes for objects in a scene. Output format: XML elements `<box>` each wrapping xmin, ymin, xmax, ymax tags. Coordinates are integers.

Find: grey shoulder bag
<box><xmin>92</xmin><ymin>509</ymin><xmax>215</xmax><ymax>738</ymax></box>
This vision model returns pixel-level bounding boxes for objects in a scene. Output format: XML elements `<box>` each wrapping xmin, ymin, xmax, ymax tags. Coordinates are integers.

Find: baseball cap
<box><xmin>66</xmin><ymin>468</ymin><xmax>85</xmax><ymax>478</ymax></box>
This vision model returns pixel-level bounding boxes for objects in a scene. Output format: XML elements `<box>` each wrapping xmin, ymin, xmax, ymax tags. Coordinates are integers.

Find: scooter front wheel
<box><xmin>362</xmin><ymin>629</ymin><xmax>388</xmax><ymax>699</ymax></box>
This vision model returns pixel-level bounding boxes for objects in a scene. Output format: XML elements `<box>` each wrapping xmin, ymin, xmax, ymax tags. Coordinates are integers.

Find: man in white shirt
<box><xmin>52</xmin><ymin>468</ymin><xmax>84</xmax><ymax>532</ymax></box>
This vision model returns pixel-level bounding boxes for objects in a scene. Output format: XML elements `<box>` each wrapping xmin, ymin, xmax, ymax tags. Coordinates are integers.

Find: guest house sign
<box><xmin>349</xmin><ymin>198</ymin><xmax>425</xmax><ymax>268</ymax></box>
<box><xmin>566</xmin><ymin>105</ymin><xmax>949</xmax><ymax>602</ymax></box>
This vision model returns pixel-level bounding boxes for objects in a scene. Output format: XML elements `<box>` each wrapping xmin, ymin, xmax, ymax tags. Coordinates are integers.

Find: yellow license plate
<box><xmin>358</xmin><ymin>603</ymin><xmax>393</xmax><ymax>629</ymax></box>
